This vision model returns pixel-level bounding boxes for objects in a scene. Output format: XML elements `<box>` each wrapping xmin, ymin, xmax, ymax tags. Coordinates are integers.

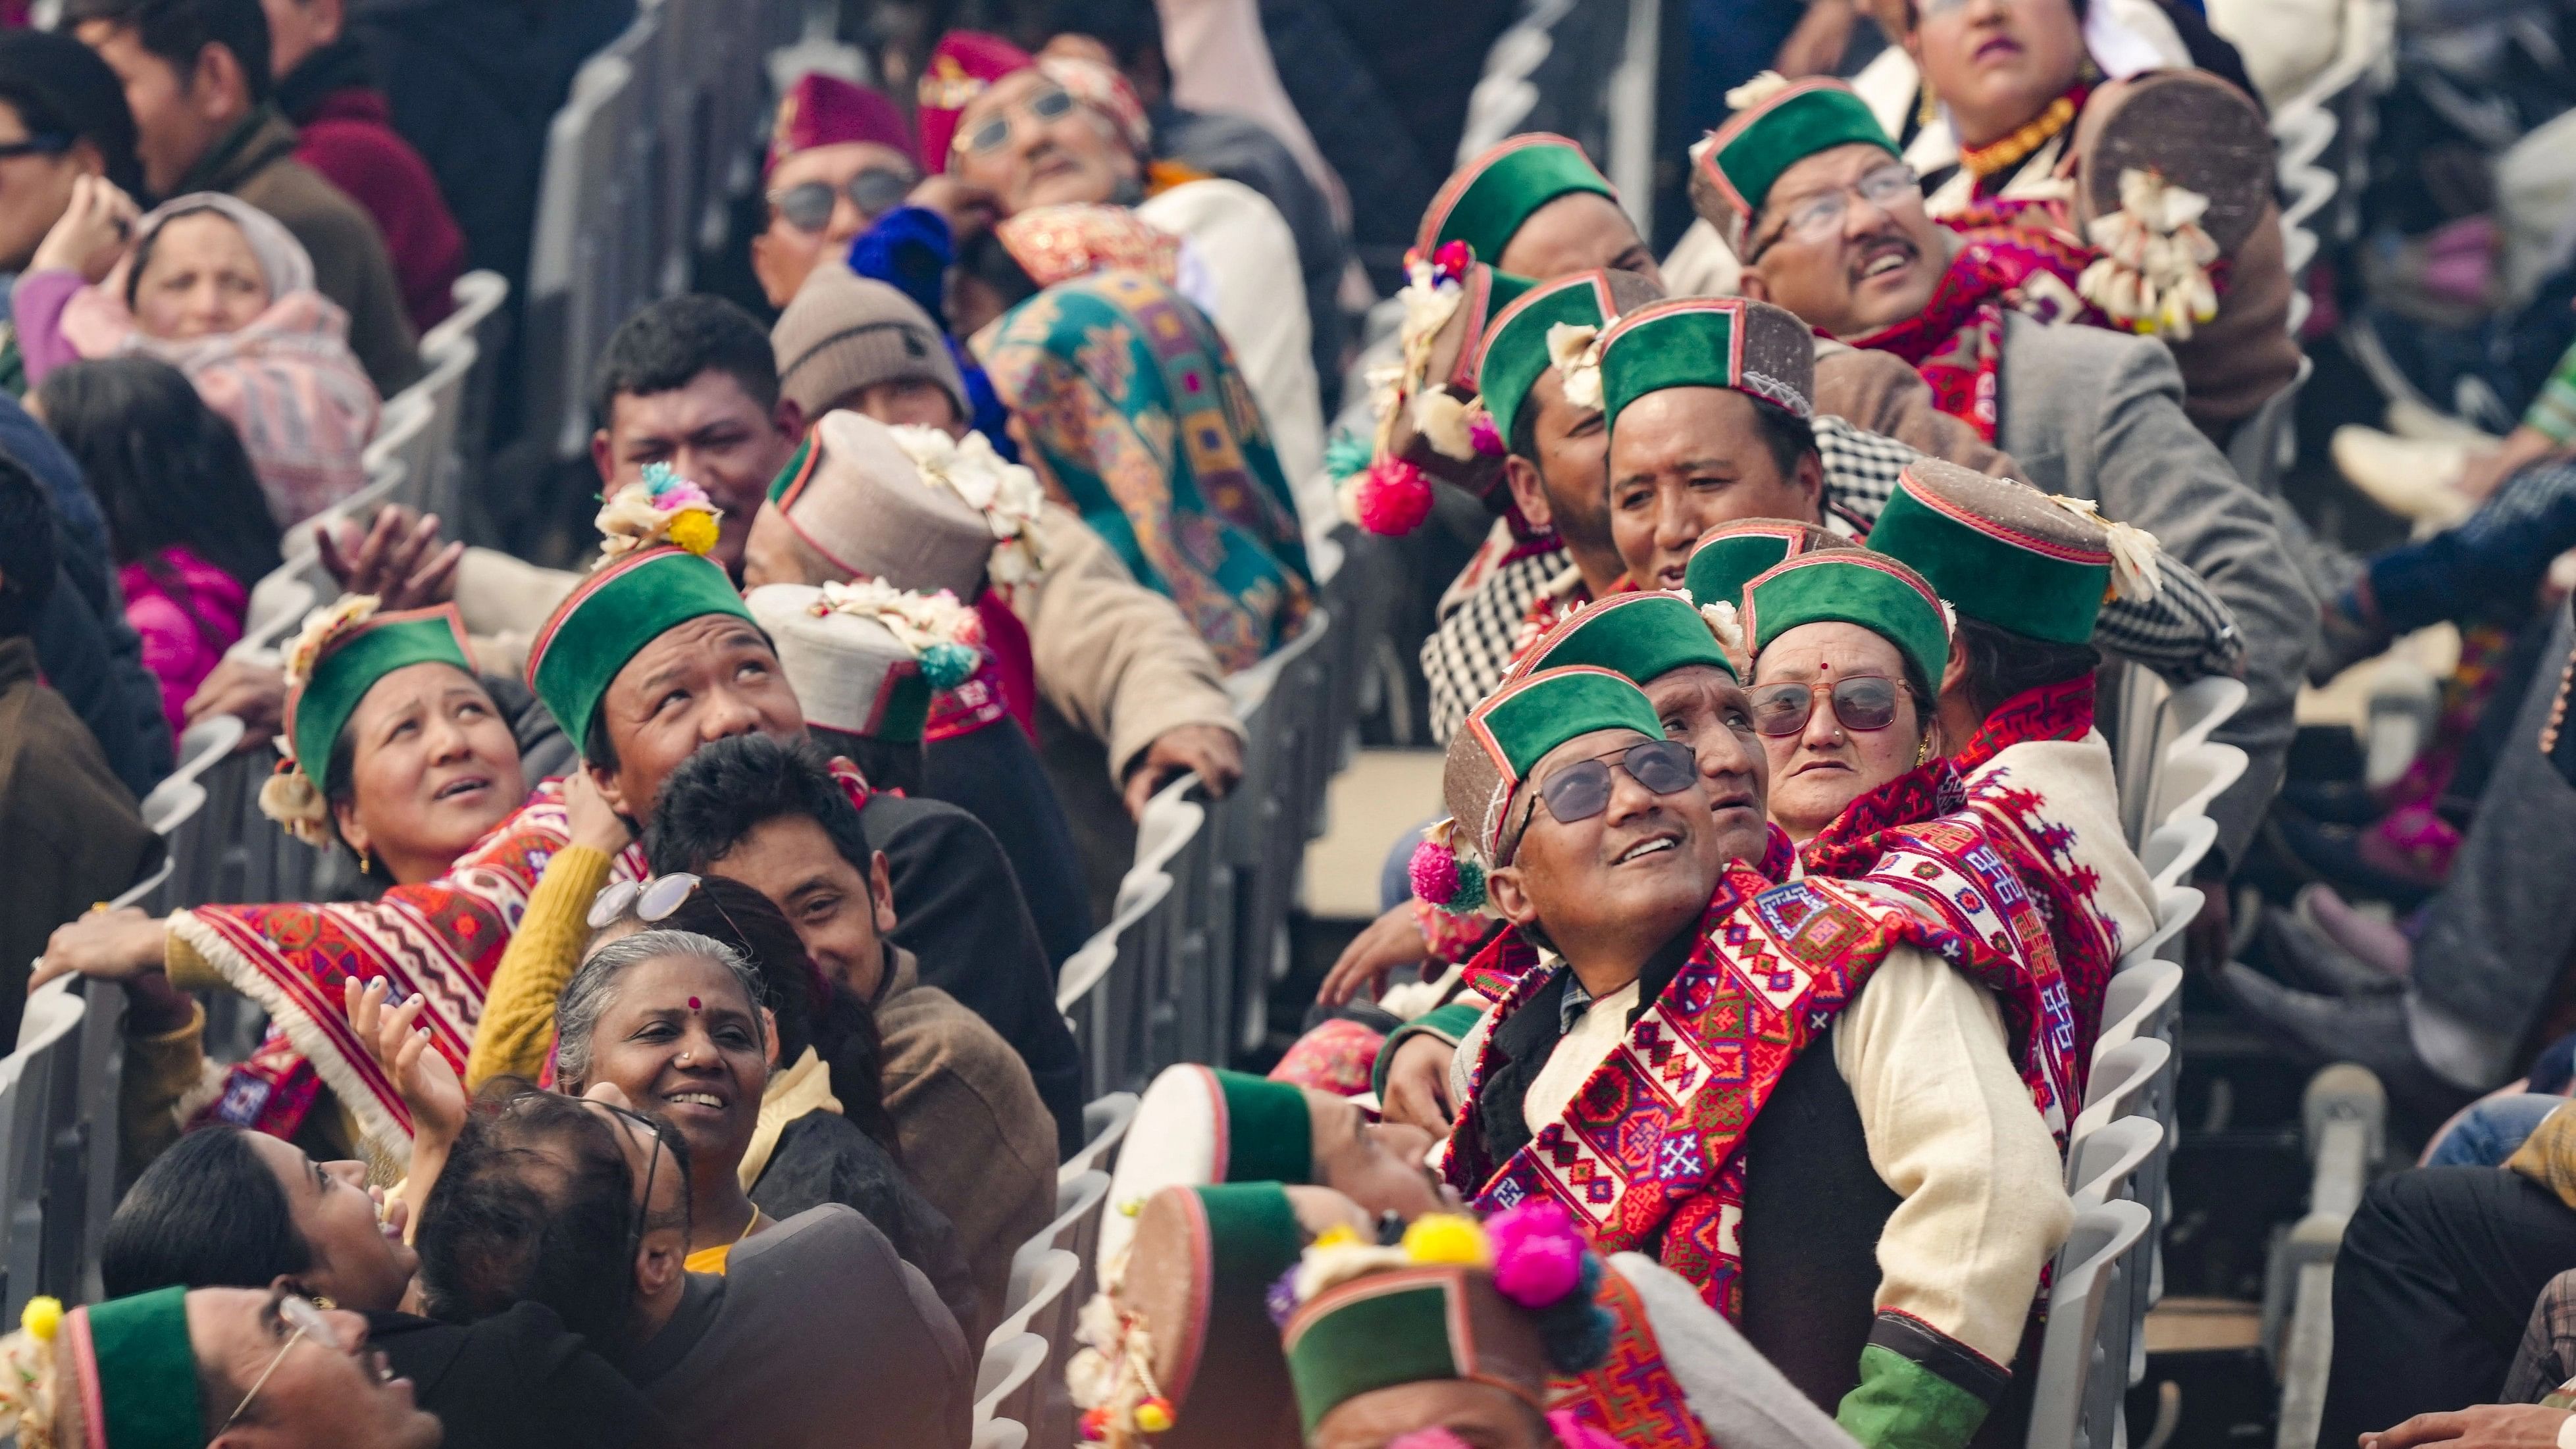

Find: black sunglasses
<box><xmin>958</xmin><ymin>85</ymin><xmax>1078</xmax><ymax>157</ymax></box>
<box><xmin>1532</xmin><ymin>737</ymin><xmax>1699</xmax><ymax>827</ymax></box>
<box><xmin>0</xmin><ymin>133</ymin><xmax>71</xmax><ymax>161</ymax></box>
<box><xmin>1747</xmin><ymin>675</ymin><xmax>1907</xmax><ymax>737</ymax></box>
<box><xmin>768</xmin><ymin>167</ymin><xmax>913</xmax><ymax>233</ymax></box>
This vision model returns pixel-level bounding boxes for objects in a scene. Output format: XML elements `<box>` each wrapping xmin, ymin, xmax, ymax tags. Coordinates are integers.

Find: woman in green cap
<box><xmin>32</xmin><ymin>596</ymin><xmax>600</xmax><ymax>1167</ymax></box>
<box><xmin>1739</xmin><ymin>550</ymin><xmax>1955</xmax><ymax>845</ymax></box>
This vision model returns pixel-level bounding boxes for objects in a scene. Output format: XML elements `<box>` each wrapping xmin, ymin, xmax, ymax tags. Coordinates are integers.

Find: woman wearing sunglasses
<box><xmin>93</xmin><ymin>1104</ymin><xmax>673</xmax><ymax>1448</ymax></box>
<box><xmin>1738</xmin><ymin>550</ymin><xmax>1956</xmax><ymax>846</ymax></box>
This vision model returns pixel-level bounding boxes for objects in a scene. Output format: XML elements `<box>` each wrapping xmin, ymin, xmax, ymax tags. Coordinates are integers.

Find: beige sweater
<box><xmin>875</xmin><ymin>946</ymin><xmax>1058</xmax><ymax>1325</ymax></box>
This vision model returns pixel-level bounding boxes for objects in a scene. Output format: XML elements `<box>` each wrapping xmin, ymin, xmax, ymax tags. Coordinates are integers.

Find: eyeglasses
<box><xmin>0</xmin><ymin>133</ymin><xmax>70</xmax><ymax>161</ymax></box>
<box><xmin>588</xmin><ymin>872</ymin><xmax>708</xmax><ymax>931</ymax></box>
<box><xmin>1747</xmin><ymin>675</ymin><xmax>1910</xmax><ymax>737</ymax></box>
<box><xmin>956</xmin><ymin>85</ymin><xmax>1079</xmax><ymax>157</ymax></box>
<box><xmin>223</xmin><ymin>1293</ymin><xmax>343</xmax><ymax>1431</ymax></box>
<box><xmin>588</xmin><ymin>1100</ymin><xmax>671</xmax><ymax>1254</ymax></box>
<box><xmin>768</xmin><ymin>167</ymin><xmax>914</xmax><ymax>233</ymax></box>
<box><xmin>1533</xmin><ymin>738</ymin><xmax>1700</xmax><ymax>826</ymax></box>
<box><xmin>1748</xmin><ymin>164</ymin><xmax>1922</xmax><ymax>261</ymax></box>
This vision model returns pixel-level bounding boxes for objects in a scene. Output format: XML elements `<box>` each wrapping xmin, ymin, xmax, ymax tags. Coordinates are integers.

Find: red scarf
<box><xmin>1846</xmin><ymin>201</ymin><xmax>2101</xmax><ymax>441</ymax></box>
<box><xmin>925</xmin><ymin>593</ymin><xmax>1039</xmax><ymax>743</ymax></box>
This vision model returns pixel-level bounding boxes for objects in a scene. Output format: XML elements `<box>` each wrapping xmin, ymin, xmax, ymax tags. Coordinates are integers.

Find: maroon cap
<box><xmin>769</xmin><ymin>72</ymin><xmax>913</xmax><ymax>177</ymax></box>
<box><xmin>914</xmin><ymin>30</ymin><xmax>1035</xmax><ymax>174</ymax></box>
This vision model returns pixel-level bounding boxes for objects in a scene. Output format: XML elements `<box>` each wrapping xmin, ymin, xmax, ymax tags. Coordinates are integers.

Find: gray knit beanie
<box><xmin>770</xmin><ymin>261</ymin><xmax>969</xmax><ymax>422</ymax></box>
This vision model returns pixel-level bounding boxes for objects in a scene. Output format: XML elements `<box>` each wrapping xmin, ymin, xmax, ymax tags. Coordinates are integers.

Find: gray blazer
<box><xmin>1999</xmin><ymin>313</ymin><xmax>2317</xmax><ymax>869</ymax></box>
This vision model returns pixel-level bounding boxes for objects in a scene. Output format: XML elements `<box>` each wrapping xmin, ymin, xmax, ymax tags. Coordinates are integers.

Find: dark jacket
<box><xmin>923</xmin><ymin>719</ymin><xmax>1093</xmax><ymax>973</ymax></box>
<box><xmin>860</xmin><ymin>792</ymin><xmax>1085</xmax><ymax>1155</ymax></box>
<box><xmin>747</xmin><ymin>1109</ymin><xmax>983</xmax><ymax>1342</ymax></box>
<box><xmin>0</xmin><ymin>636</ymin><xmax>155</xmax><ymax>1040</ymax></box>
<box><xmin>367</xmin><ymin>1302</ymin><xmax>677</xmax><ymax>1449</ymax></box>
<box><xmin>0</xmin><ymin>392</ymin><xmax>169</xmax><ymax>795</ymax></box>
<box><xmin>172</xmin><ymin>107</ymin><xmax>422</xmax><ymax>393</ymax></box>
<box><xmin>275</xmin><ymin>38</ymin><xmax>468</xmax><ymax>336</ymax></box>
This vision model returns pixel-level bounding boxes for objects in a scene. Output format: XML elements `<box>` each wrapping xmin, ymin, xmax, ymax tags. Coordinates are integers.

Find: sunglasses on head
<box><xmin>956</xmin><ymin>85</ymin><xmax>1079</xmax><ymax>157</ymax></box>
<box><xmin>1528</xmin><ymin>736</ymin><xmax>1700</xmax><ymax>829</ymax></box>
<box><xmin>1747</xmin><ymin>675</ymin><xmax>1908</xmax><ymax>737</ymax></box>
<box><xmin>768</xmin><ymin>167</ymin><xmax>914</xmax><ymax>233</ymax></box>
<box><xmin>588</xmin><ymin>871</ymin><xmax>758</xmax><ymax>955</ymax></box>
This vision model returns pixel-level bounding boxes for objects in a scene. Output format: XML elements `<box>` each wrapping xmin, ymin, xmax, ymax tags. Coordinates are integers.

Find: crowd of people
<box><xmin>0</xmin><ymin>0</ymin><xmax>2572</xmax><ymax>1443</ymax></box>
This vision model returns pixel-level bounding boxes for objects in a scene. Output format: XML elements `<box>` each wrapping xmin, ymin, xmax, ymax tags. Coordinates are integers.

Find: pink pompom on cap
<box><xmin>1354</xmin><ymin>458</ymin><xmax>1435</xmax><ymax>536</ymax></box>
<box><xmin>1470</xmin><ymin>411</ymin><xmax>1504</xmax><ymax>457</ymax></box>
<box><xmin>1487</xmin><ymin>1199</ymin><xmax>1585</xmax><ymax>1309</ymax></box>
<box><xmin>1408</xmin><ymin>836</ymin><xmax>1460</xmax><ymax>905</ymax></box>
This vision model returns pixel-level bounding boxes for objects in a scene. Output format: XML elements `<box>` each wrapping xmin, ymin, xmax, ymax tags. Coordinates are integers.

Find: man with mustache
<box><xmin>1701</xmin><ymin>76</ymin><xmax>2313</xmax><ymax>875</ymax></box>
<box><xmin>1431</xmin><ymin>663</ymin><xmax>2071</xmax><ymax>1449</ymax></box>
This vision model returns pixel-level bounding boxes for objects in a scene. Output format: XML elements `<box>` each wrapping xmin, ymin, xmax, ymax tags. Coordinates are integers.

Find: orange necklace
<box><xmin>1961</xmin><ymin>89</ymin><xmax>2084</xmax><ymax>180</ymax></box>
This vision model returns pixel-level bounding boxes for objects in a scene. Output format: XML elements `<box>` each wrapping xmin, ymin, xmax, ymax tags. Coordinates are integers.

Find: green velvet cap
<box><xmin>1516</xmin><ymin>590</ymin><xmax>1735</xmax><ymax>684</ymax></box>
<box><xmin>1864</xmin><ymin>461</ymin><xmax>2115</xmax><ymax>646</ymax></box>
<box><xmin>1744</xmin><ymin>551</ymin><xmax>1951</xmax><ymax>690</ymax></box>
<box><xmin>1449</xmin><ymin>665</ymin><xmax>1666</xmax><ymax>861</ymax></box>
<box><xmin>1285</xmin><ymin>1267</ymin><xmax>1550</xmax><ymax>1435</ymax></box>
<box><xmin>1214</xmin><ymin>1068</ymin><xmax>1315</xmax><ymax>1184</ymax></box>
<box><xmin>73</xmin><ymin>1286</ymin><xmax>203</xmax><ymax>1449</ymax></box>
<box><xmin>1129</xmin><ymin>1183</ymin><xmax>1306</xmax><ymax>1413</ymax></box>
<box><xmin>1699</xmin><ymin>79</ymin><xmax>1897</xmax><ymax>253</ymax></box>
<box><xmin>286</xmin><ymin>606</ymin><xmax>475</xmax><ymax>792</ymax></box>
<box><xmin>1472</xmin><ymin>665</ymin><xmax>1665</xmax><ymax>782</ymax></box>
<box><xmin>1597</xmin><ymin>297</ymin><xmax>1815</xmax><ymax>432</ymax></box>
<box><xmin>1684</xmin><ymin>519</ymin><xmax>1851</xmax><ymax>611</ymax></box>
<box><xmin>1416</xmin><ymin>134</ymin><xmax>1614</xmax><ymax>263</ymax></box>
<box><xmin>1473</xmin><ymin>271</ymin><xmax>1619</xmax><ymax>450</ymax></box>
<box><xmin>527</xmin><ymin>547</ymin><xmax>758</xmax><ymax>747</ymax></box>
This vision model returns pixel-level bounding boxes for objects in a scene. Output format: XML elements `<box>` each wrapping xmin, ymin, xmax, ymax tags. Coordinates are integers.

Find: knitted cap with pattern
<box><xmin>771</xmin><ymin>260</ymin><xmax>968</xmax><ymax>423</ymax></box>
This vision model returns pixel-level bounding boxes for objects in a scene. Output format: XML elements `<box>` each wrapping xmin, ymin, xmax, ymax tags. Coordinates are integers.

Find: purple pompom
<box><xmin>1470</xmin><ymin>411</ymin><xmax>1503</xmax><ymax>457</ymax></box>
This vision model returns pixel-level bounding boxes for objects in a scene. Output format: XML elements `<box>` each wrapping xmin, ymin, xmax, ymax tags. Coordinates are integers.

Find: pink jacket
<box><xmin>120</xmin><ymin>546</ymin><xmax>249</xmax><ymax>738</ymax></box>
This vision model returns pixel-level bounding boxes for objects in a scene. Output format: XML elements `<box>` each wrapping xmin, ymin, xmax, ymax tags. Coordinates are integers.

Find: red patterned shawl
<box><xmin>178</xmin><ymin>761</ymin><xmax>875</xmax><ymax>1161</ymax></box>
<box><xmin>1440</xmin><ymin>861</ymin><xmax>2038</xmax><ymax>1315</ymax></box>
<box><xmin>1845</xmin><ymin>200</ymin><xmax>2102</xmax><ymax>441</ymax></box>
<box><xmin>1549</xmin><ymin>1263</ymin><xmax>1723</xmax><ymax>1447</ymax></box>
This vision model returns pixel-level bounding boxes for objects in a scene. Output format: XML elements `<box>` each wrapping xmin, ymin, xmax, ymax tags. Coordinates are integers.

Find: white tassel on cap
<box><xmin>1699</xmin><ymin>600</ymin><xmax>1746</xmax><ymax>653</ymax></box>
<box><xmin>2078</xmin><ymin>168</ymin><xmax>2221</xmax><ymax>341</ymax></box>
<box><xmin>1547</xmin><ymin>323</ymin><xmax>1606</xmax><ymax>412</ymax></box>
<box><xmin>1726</xmin><ymin>70</ymin><xmax>1791</xmax><ymax>112</ymax></box>
<box><xmin>2043</xmin><ymin>494</ymin><xmax>2165</xmax><ymax>601</ymax></box>
<box><xmin>1413</xmin><ymin>390</ymin><xmax>1476</xmax><ymax>461</ymax></box>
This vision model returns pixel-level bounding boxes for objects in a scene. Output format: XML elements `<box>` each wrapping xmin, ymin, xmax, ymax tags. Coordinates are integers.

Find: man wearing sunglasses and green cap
<box><xmin>1429</xmin><ymin>663</ymin><xmax>2071</xmax><ymax>1449</ymax></box>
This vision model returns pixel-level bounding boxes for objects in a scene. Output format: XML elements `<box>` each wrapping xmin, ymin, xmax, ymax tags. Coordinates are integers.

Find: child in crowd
<box><xmin>36</xmin><ymin>356</ymin><xmax>281</xmax><ymax>736</ymax></box>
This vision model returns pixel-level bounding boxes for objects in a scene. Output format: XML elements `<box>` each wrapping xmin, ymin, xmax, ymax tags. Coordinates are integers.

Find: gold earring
<box><xmin>1915</xmin><ymin>735</ymin><xmax>1932</xmax><ymax>766</ymax></box>
<box><xmin>357</xmin><ymin>851</ymin><xmax>371</xmax><ymax>877</ymax></box>
<box><xmin>1918</xmin><ymin>82</ymin><xmax>1940</xmax><ymax>130</ymax></box>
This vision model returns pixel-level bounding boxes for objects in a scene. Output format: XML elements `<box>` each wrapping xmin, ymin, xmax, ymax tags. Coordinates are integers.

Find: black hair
<box><xmin>1953</xmin><ymin>615</ymin><xmax>2101</xmax><ymax>719</ymax></box>
<box><xmin>651</xmin><ymin>875</ymin><xmax>904</xmax><ymax>1157</ymax></box>
<box><xmin>64</xmin><ymin>0</ymin><xmax>272</xmax><ymax>109</ymax></box>
<box><xmin>806</xmin><ymin>723</ymin><xmax>925</xmax><ymax>796</ymax></box>
<box><xmin>582</xmin><ymin>709</ymin><xmax>619</xmax><ymax>775</ymax></box>
<box><xmin>417</xmin><ymin>1082</ymin><xmax>691</xmax><ymax>1351</ymax></box>
<box><xmin>0</xmin><ymin>29</ymin><xmax>143</xmax><ymax>196</ymax></box>
<box><xmin>0</xmin><ymin>453</ymin><xmax>61</xmax><ymax>641</ymax></box>
<box><xmin>953</xmin><ymin>226</ymin><xmax>1041</xmax><ymax>325</ymax></box>
<box><xmin>1046</xmin><ymin>0</ymin><xmax>1160</xmax><ymax>61</ymax></box>
<box><xmin>645</xmin><ymin>734</ymin><xmax>875</xmax><ymax>884</ymax></box>
<box><xmin>102</xmin><ymin>1125</ymin><xmax>313</xmax><ymax>1299</ymax></box>
<box><xmin>590</xmin><ymin>294</ymin><xmax>780</xmax><ymax>431</ymax></box>
<box><xmin>37</xmin><ymin>357</ymin><xmax>282</xmax><ymax>590</ymax></box>
<box><xmin>1751</xmin><ymin>404</ymin><xmax>1817</xmax><ymax>484</ymax></box>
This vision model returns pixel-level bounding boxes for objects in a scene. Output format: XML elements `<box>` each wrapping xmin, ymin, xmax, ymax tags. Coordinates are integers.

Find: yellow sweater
<box><xmin>465</xmin><ymin>843</ymin><xmax>613</xmax><ymax>1089</ymax></box>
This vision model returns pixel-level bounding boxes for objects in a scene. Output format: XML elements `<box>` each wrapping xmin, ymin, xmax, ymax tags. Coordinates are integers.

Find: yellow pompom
<box><xmin>667</xmin><ymin>508</ymin><xmax>719</xmax><ymax>557</ymax></box>
<box><xmin>1134</xmin><ymin>1396</ymin><xmax>1175</xmax><ymax>1433</ymax></box>
<box><xmin>1401</xmin><ymin>1213</ymin><xmax>1491</xmax><ymax>1267</ymax></box>
<box><xmin>20</xmin><ymin>1298</ymin><xmax>60</xmax><ymax>1342</ymax></box>
<box><xmin>1312</xmin><ymin>1224</ymin><xmax>1361</xmax><ymax>1250</ymax></box>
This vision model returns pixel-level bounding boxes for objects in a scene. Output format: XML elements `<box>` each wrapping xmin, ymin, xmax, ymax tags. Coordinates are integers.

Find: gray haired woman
<box><xmin>558</xmin><ymin>921</ymin><xmax>979</xmax><ymax>1336</ymax></box>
